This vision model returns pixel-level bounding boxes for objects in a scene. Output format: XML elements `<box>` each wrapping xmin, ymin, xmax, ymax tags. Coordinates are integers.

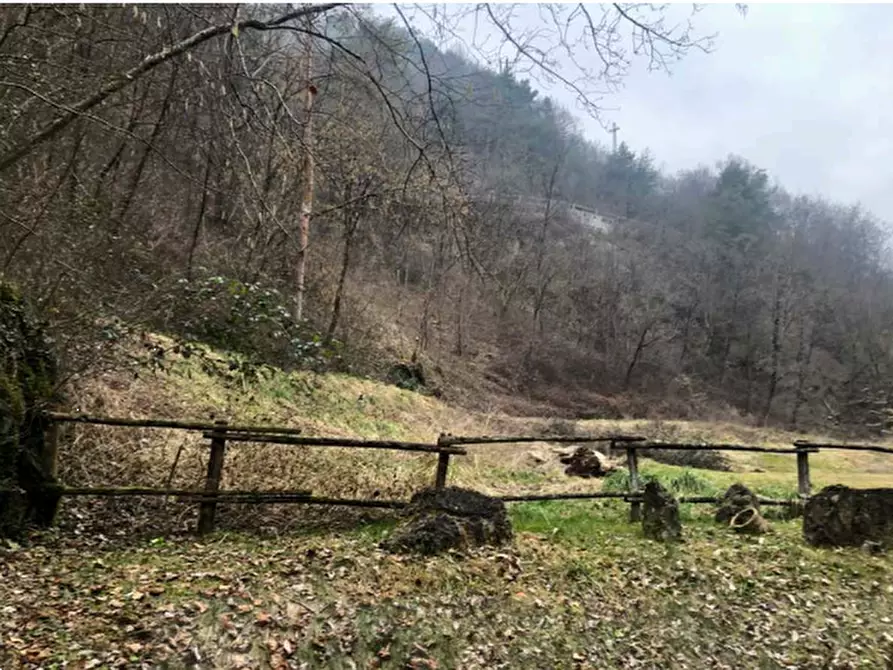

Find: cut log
<box><xmin>730</xmin><ymin>506</ymin><xmax>771</xmax><ymax>534</ymax></box>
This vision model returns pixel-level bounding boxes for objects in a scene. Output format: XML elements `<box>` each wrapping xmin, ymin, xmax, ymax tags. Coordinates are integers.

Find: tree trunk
<box><xmin>326</xmin><ymin>207</ymin><xmax>359</xmax><ymax>343</ymax></box>
<box><xmin>763</xmin><ymin>271</ymin><xmax>785</xmax><ymax>425</ymax></box>
<box><xmin>293</xmin><ymin>21</ymin><xmax>316</xmax><ymax>322</ymax></box>
<box><xmin>186</xmin><ymin>154</ymin><xmax>213</xmax><ymax>281</ymax></box>
<box><xmin>625</xmin><ymin>322</ymin><xmax>653</xmax><ymax>389</ymax></box>
<box><xmin>790</xmin><ymin>316</ymin><xmax>815</xmax><ymax>429</ymax></box>
<box><xmin>113</xmin><ymin>61</ymin><xmax>180</xmax><ymax>231</ymax></box>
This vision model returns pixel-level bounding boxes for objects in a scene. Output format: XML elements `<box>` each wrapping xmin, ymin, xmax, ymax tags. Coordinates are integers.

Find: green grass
<box><xmin>509</xmin><ymin>499</ymin><xmax>637</xmax><ymax>540</ymax></box>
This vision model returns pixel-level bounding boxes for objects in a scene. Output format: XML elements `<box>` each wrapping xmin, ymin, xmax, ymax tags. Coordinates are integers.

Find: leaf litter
<box><xmin>1</xmin><ymin>514</ymin><xmax>892</xmax><ymax>669</ymax></box>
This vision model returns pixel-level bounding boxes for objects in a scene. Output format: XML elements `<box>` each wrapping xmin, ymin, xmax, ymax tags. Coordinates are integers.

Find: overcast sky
<box><xmin>596</xmin><ymin>3</ymin><xmax>893</xmax><ymax>223</ymax></box>
<box><xmin>377</xmin><ymin>3</ymin><xmax>893</xmax><ymax>223</ymax></box>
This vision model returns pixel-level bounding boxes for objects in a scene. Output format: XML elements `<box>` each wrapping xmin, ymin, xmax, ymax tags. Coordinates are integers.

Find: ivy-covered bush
<box><xmin>0</xmin><ymin>281</ymin><xmax>60</xmax><ymax>538</ymax></box>
<box><xmin>160</xmin><ymin>272</ymin><xmax>341</xmax><ymax>371</ymax></box>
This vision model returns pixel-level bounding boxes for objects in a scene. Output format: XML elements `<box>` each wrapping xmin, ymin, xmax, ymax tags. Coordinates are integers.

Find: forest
<box><xmin>1</xmin><ymin>3</ymin><xmax>891</xmax><ymax>435</ymax></box>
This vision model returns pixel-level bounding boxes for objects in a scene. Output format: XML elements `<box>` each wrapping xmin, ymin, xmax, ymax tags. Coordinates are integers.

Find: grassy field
<box><xmin>3</xmin><ymin>336</ymin><xmax>892</xmax><ymax>669</ymax></box>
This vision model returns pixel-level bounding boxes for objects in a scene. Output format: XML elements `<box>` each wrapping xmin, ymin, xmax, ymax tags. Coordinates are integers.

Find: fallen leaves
<box><xmin>2</xmin><ymin>515</ymin><xmax>893</xmax><ymax>669</ymax></box>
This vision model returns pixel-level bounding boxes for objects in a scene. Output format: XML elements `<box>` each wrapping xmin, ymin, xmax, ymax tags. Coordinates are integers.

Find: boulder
<box><xmin>381</xmin><ymin>487</ymin><xmax>512</xmax><ymax>555</ymax></box>
<box><xmin>642</xmin><ymin>481</ymin><xmax>682</xmax><ymax>543</ymax></box>
<box><xmin>803</xmin><ymin>485</ymin><xmax>893</xmax><ymax>548</ymax></box>
<box><xmin>715</xmin><ymin>483</ymin><xmax>760</xmax><ymax>524</ymax></box>
<box><xmin>560</xmin><ymin>445</ymin><xmax>616</xmax><ymax>478</ymax></box>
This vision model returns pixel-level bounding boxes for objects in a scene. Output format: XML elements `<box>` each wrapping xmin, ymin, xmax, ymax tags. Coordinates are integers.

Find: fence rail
<box><xmin>30</xmin><ymin>412</ymin><xmax>893</xmax><ymax>534</ymax></box>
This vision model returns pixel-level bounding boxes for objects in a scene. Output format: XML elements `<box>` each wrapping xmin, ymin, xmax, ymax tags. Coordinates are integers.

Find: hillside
<box><xmin>3</xmin><ymin>344</ymin><xmax>893</xmax><ymax>669</ymax></box>
<box><xmin>2</xmin><ymin>5</ymin><xmax>893</xmax><ymax>436</ymax></box>
<box><xmin>4</xmin><ymin>6</ymin><xmax>893</xmax><ymax>669</ymax></box>
<box><xmin>51</xmin><ymin>334</ymin><xmax>893</xmax><ymax>532</ymax></box>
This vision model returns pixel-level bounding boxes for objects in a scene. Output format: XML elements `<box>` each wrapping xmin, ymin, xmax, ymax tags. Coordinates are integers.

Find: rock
<box><xmin>715</xmin><ymin>483</ymin><xmax>760</xmax><ymax>524</ymax></box>
<box><xmin>560</xmin><ymin>446</ymin><xmax>615</xmax><ymax>478</ymax></box>
<box><xmin>862</xmin><ymin>540</ymin><xmax>885</xmax><ymax>556</ymax></box>
<box><xmin>381</xmin><ymin>487</ymin><xmax>512</xmax><ymax>555</ymax></box>
<box><xmin>642</xmin><ymin>481</ymin><xmax>682</xmax><ymax>543</ymax></box>
<box><xmin>803</xmin><ymin>485</ymin><xmax>893</xmax><ymax>548</ymax></box>
<box><xmin>729</xmin><ymin>506</ymin><xmax>771</xmax><ymax>534</ymax></box>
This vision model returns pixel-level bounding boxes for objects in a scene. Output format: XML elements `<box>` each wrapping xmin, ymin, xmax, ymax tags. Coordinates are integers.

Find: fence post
<box><xmin>795</xmin><ymin>445</ymin><xmax>812</xmax><ymax>498</ymax></box>
<box><xmin>435</xmin><ymin>434</ymin><xmax>450</xmax><ymax>489</ymax></box>
<box><xmin>607</xmin><ymin>439</ymin><xmax>614</xmax><ymax>460</ymax></box>
<box><xmin>626</xmin><ymin>446</ymin><xmax>641</xmax><ymax>522</ymax></box>
<box><xmin>197</xmin><ymin>420</ymin><xmax>227</xmax><ymax>535</ymax></box>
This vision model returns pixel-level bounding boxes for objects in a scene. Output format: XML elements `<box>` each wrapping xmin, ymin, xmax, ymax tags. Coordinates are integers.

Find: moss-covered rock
<box><xmin>0</xmin><ymin>280</ymin><xmax>61</xmax><ymax>538</ymax></box>
<box><xmin>642</xmin><ymin>480</ymin><xmax>682</xmax><ymax>543</ymax></box>
<box><xmin>381</xmin><ymin>487</ymin><xmax>512</xmax><ymax>555</ymax></box>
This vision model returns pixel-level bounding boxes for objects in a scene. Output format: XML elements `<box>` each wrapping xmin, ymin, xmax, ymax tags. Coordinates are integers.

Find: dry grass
<box><xmin>56</xmin><ymin>334</ymin><xmax>893</xmax><ymax>513</ymax></box>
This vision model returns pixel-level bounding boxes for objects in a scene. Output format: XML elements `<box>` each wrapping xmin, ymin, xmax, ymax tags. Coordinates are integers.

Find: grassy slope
<box><xmin>3</xmin><ymin>337</ymin><xmax>893</xmax><ymax>669</ymax></box>
<box><xmin>61</xmin><ymin>335</ymin><xmax>893</xmax><ymax>499</ymax></box>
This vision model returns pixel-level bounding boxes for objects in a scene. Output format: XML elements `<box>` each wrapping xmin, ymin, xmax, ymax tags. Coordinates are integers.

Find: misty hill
<box><xmin>1</xmin><ymin>5</ymin><xmax>891</xmax><ymax>435</ymax></box>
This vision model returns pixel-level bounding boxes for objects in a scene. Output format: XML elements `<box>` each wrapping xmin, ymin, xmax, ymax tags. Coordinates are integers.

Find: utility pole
<box><xmin>609</xmin><ymin>122</ymin><xmax>619</xmax><ymax>153</ymax></box>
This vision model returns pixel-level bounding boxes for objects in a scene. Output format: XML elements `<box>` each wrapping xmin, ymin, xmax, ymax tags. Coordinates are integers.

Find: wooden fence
<box><xmin>30</xmin><ymin>412</ymin><xmax>893</xmax><ymax>533</ymax></box>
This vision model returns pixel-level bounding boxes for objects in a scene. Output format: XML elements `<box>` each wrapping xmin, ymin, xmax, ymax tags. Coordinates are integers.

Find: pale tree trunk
<box><xmin>293</xmin><ymin>19</ymin><xmax>316</xmax><ymax>322</ymax></box>
<box><xmin>524</xmin><ymin>157</ymin><xmax>561</xmax><ymax>370</ymax></box>
<box><xmin>454</xmin><ymin>268</ymin><xmax>472</xmax><ymax>357</ymax></box>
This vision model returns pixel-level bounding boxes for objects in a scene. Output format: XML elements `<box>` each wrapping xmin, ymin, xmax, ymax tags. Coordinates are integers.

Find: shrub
<box><xmin>642</xmin><ymin>448</ymin><xmax>730</xmax><ymax>472</ymax></box>
<box><xmin>603</xmin><ymin>468</ymin><xmax>716</xmax><ymax>496</ymax></box>
<box><xmin>159</xmin><ymin>272</ymin><xmax>340</xmax><ymax>371</ymax></box>
<box><xmin>545</xmin><ymin>418</ymin><xmax>578</xmax><ymax>437</ymax></box>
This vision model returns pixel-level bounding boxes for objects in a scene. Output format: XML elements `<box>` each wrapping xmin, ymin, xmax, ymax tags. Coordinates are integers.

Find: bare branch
<box><xmin>0</xmin><ymin>3</ymin><xmax>343</xmax><ymax>173</ymax></box>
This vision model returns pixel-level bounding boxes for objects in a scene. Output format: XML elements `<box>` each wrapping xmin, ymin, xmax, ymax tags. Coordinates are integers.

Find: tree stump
<box><xmin>803</xmin><ymin>485</ymin><xmax>893</xmax><ymax>548</ymax></box>
<box><xmin>642</xmin><ymin>481</ymin><xmax>682</xmax><ymax>543</ymax></box>
<box><xmin>381</xmin><ymin>487</ymin><xmax>512</xmax><ymax>555</ymax></box>
<box><xmin>559</xmin><ymin>446</ymin><xmax>616</xmax><ymax>478</ymax></box>
<box><xmin>715</xmin><ymin>483</ymin><xmax>760</xmax><ymax>524</ymax></box>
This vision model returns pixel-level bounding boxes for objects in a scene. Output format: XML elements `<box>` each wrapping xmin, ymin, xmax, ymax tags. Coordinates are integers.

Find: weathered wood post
<box><xmin>43</xmin><ymin>418</ymin><xmax>59</xmax><ymax>479</ymax></box>
<box><xmin>197</xmin><ymin>420</ymin><xmax>227</xmax><ymax>535</ymax></box>
<box><xmin>626</xmin><ymin>445</ymin><xmax>641</xmax><ymax>522</ymax></box>
<box><xmin>435</xmin><ymin>433</ymin><xmax>450</xmax><ymax>489</ymax></box>
<box><xmin>795</xmin><ymin>444</ymin><xmax>812</xmax><ymax>498</ymax></box>
<box><xmin>607</xmin><ymin>439</ymin><xmax>615</xmax><ymax>460</ymax></box>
